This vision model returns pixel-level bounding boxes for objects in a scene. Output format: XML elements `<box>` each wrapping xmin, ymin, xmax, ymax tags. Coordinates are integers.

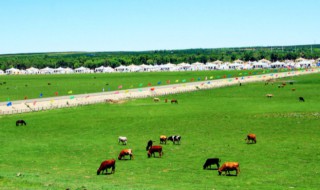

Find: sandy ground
<box><xmin>0</xmin><ymin>69</ymin><xmax>318</xmax><ymax>115</ymax></box>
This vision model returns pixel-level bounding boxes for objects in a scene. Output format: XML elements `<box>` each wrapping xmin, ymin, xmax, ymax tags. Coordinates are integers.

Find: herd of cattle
<box><xmin>97</xmin><ymin>134</ymin><xmax>256</xmax><ymax>176</ymax></box>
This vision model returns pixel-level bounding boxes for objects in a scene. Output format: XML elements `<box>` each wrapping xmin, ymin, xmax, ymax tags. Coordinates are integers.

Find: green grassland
<box><xmin>1</xmin><ymin>73</ymin><xmax>320</xmax><ymax>190</ymax></box>
<box><xmin>0</xmin><ymin>69</ymin><xmax>286</xmax><ymax>101</ymax></box>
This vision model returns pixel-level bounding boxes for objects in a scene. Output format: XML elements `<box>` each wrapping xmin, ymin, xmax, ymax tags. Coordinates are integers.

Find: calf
<box><xmin>299</xmin><ymin>97</ymin><xmax>305</xmax><ymax>102</ymax></box>
<box><xmin>160</xmin><ymin>135</ymin><xmax>167</xmax><ymax>144</ymax></box>
<box><xmin>118</xmin><ymin>149</ymin><xmax>134</xmax><ymax>160</ymax></box>
<box><xmin>148</xmin><ymin>145</ymin><xmax>163</xmax><ymax>158</ymax></box>
<box><xmin>97</xmin><ymin>159</ymin><xmax>116</xmax><ymax>175</ymax></box>
<box><xmin>245</xmin><ymin>134</ymin><xmax>257</xmax><ymax>144</ymax></box>
<box><xmin>218</xmin><ymin>162</ymin><xmax>240</xmax><ymax>176</ymax></box>
<box><xmin>203</xmin><ymin>158</ymin><xmax>221</xmax><ymax>169</ymax></box>
<box><xmin>167</xmin><ymin>135</ymin><xmax>181</xmax><ymax>144</ymax></box>
<box><xmin>118</xmin><ymin>136</ymin><xmax>127</xmax><ymax>145</ymax></box>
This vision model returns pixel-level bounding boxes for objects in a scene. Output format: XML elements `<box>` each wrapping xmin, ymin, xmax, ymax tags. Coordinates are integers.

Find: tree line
<box><xmin>0</xmin><ymin>44</ymin><xmax>319</xmax><ymax>70</ymax></box>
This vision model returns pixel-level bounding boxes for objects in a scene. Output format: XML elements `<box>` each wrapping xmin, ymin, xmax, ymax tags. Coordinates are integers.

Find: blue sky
<box><xmin>0</xmin><ymin>0</ymin><xmax>319</xmax><ymax>54</ymax></box>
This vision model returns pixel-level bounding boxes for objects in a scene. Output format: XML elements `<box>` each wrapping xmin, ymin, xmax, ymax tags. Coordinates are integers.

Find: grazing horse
<box><xmin>118</xmin><ymin>136</ymin><xmax>127</xmax><ymax>145</ymax></box>
<box><xmin>299</xmin><ymin>97</ymin><xmax>305</xmax><ymax>102</ymax></box>
<box><xmin>203</xmin><ymin>158</ymin><xmax>221</xmax><ymax>170</ymax></box>
<box><xmin>16</xmin><ymin>120</ymin><xmax>27</xmax><ymax>126</ymax></box>
<box><xmin>171</xmin><ymin>99</ymin><xmax>178</xmax><ymax>104</ymax></box>
<box><xmin>167</xmin><ymin>135</ymin><xmax>181</xmax><ymax>144</ymax></box>
<box><xmin>245</xmin><ymin>134</ymin><xmax>257</xmax><ymax>144</ymax></box>
<box><xmin>218</xmin><ymin>162</ymin><xmax>240</xmax><ymax>176</ymax></box>
<box><xmin>147</xmin><ymin>145</ymin><xmax>163</xmax><ymax>158</ymax></box>
<box><xmin>118</xmin><ymin>149</ymin><xmax>134</xmax><ymax>160</ymax></box>
<box><xmin>146</xmin><ymin>140</ymin><xmax>154</xmax><ymax>151</ymax></box>
<box><xmin>160</xmin><ymin>135</ymin><xmax>167</xmax><ymax>144</ymax></box>
<box><xmin>97</xmin><ymin>159</ymin><xmax>116</xmax><ymax>175</ymax></box>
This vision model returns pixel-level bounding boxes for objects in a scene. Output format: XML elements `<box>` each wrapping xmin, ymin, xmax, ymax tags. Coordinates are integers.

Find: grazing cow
<box><xmin>292</xmin><ymin>88</ymin><xmax>296</xmax><ymax>91</ymax></box>
<box><xmin>160</xmin><ymin>135</ymin><xmax>167</xmax><ymax>144</ymax></box>
<box><xmin>218</xmin><ymin>162</ymin><xmax>240</xmax><ymax>176</ymax></box>
<box><xmin>118</xmin><ymin>136</ymin><xmax>127</xmax><ymax>145</ymax></box>
<box><xmin>245</xmin><ymin>134</ymin><xmax>257</xmax><ymax>144</ymax></box>
<box><xmin>171</xmin><ymin>99</ymin><xmax>178</xmax><ymax>104</ymax></box>
<box><xmin>146</xmin><ymin>140</ymin><xmax>154</xmax><ymax>151</ymax></box>
<box><xmin>203</xmin><ymin>158</ymin><xmax>221</xmax><ymax>169</ymax></box>
<box><xmin>16</xmin><ymin>120</ymin><xmax>27</xmax><ymax>126</ymax></box>
<box><xmin>118</xmin><ymin>149</ymin><xmax>134</xmax><ymax>160</ymax></box>
<box><xmin>147</xmin><ymin>145</ymin><xmax>163</xmax><ymax>158</ymax></box>
<box><xmin>299</xmin><ymin>97</ymin><xmax>305</xmax><ymax>102</ymax></box>
<box><xmin>97</xmin><ymin>159</ymin><xmax>116</xmax><ymax>175</ymax></box>
<box><xmin>266</xmin><ymin>94</ymin><xmax>273</xmax><ymax>98</ymax></box>
<box><xmin>167</xmin><ymin>135</ymin><xmax>181</xmax><ymax>144</ymax></box>
<box><xmin>153</xmin><ymin>98</ymin><xmax>160</xmax><ymax>102</ymax></box>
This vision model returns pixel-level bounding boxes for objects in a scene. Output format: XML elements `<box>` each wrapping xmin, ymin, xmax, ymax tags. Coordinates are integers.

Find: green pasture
<box><xmin>0</xmin><ymin>69</ymin><xmax>289</xmax><ymax>101</ymax></box>
<box><xmin>1</xmin><ymin>73</ymin><xmax>320</xmax><ymax>190</ymax></box>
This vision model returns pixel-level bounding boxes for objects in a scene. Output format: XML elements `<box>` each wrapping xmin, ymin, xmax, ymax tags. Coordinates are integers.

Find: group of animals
<box><xmin>202</xmin><ymin>134</ymin><xmax>256</xmax><ymax>176</ymax></box>
<box><xmin>153</xmin><ymin>98</ymin><xmax>178</xmax><ymax>104</ymax></box>
<box><xmin>97</xmin><ymin>135</ymin><xmax>181</xmax><ymax>175</ymax></box>
<box><xmin>265</xmin><ymin>81</ymin><xmax>305</xmax><ymax>102</ymax></box>
<box><xmin>98</xmin><ymin>134</ymin><xmax>256</xmax><ymax>176</ymax></box>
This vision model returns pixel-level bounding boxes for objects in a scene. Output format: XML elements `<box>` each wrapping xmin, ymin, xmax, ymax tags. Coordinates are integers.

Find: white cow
<box><xmin>118</xmin><ymin>136</ymin><xmax>127</xmax><ymax>145</ymax></box>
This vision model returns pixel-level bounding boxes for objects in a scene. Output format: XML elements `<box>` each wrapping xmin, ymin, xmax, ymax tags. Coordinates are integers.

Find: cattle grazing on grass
<box><xmin>299</xmin><ymin>97</ymin><xmax>305</xmax><ymax>102</ymax></box>
<box><xmin>171</xmin><ymin>99</ymin><xmax>178</xmax><ymax>104</ymax></box>
<box><xmin>167</xmin><ymin>135</ymin><xmax>181</xmax><ymax>144</ymax></box>
<box><xmin>147</xmin><ymin>145</ymin><xmax>163</xmax><ymax>158</ymax></box>
<box><xmin>164</xmin><ymin>99</ymin><xmax>168</xmax><ymax>103</ymax></box>
<box><xmin>16</xmin><ymin>120</ymin><xmax>27</xmax><ymax>126</ymax></box>
<box><xmin>118</xmin><ymin>149</ymin><xmax>134</xmax><ymax>160</ymax></box>
<box><xmin>160</xmin><ymin>135</ymin><xmax>167</xmax><ymax>144</ymax></box>
<box><xmin>153</xmin><ymin>98</ymin><xmax>160</xmax><ymax>102</ymax></box>
<box><xmin>218</xmin><ymin>162</ymin><xmax>240</xmax><ymax>176</ymax></box>
<box><xmin>245</xmin><ymin>134</ymin><xmax>257</xmax><ymax>144</ymax></box>
<box><xmin>146</xmin><ymin>140</ymin><xmax>154</xmax><ymax>151</ymax></box>
<box><xmin>266</xmin><ymin>94</ymin><xmax>273</xmax><ymax>98</ymax></box>
<box><xmin>203</xmin><ymin>158</ymin><xmax>221</xmax><ymax>169</ymax></box>
<box><xmin>97</xmin><ymin>159</ymin><xmax>116</xmax><ymax>175</ymax></box>
<box><xmin>118</xmin><ymin>136</ymin><xmax>127</xmax><ymax>145</ymax></box>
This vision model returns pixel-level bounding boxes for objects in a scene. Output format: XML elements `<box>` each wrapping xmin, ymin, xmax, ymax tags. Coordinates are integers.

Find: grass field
<box><xmin>0</xmin><ymin>69</ymin><xmax>288</xmax><ymax>101</ymax></box>
<box><xmin>0</xmin><ymin>73</ymin><xmax>320</xmax><ymax>190</ymax></box>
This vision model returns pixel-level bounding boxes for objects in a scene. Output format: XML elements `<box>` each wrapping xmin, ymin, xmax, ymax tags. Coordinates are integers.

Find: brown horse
<box><xmin>16</xmin><ymin>120</ymin><xmax>27</xmax><ymax>126</ymax></box>
<box><xmin>171</xmin><ymin>99</ymin><xmax>178</xmax><ymax>104</ymax></box>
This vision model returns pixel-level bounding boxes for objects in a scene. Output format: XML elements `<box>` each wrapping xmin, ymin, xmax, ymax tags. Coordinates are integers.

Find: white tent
<box><xmin>177</xmin><ymin>62</ymin><xmax>191</xmax><ymax>71</ymax></box>
<box><xmin>205</xmin><ymin>62</ymin><xmax>218</xmax><ymax>70</ymax></box>
<box><xmin>26</xmin><ymin>67</ymin><xmax>40</xmax><ymax>74</ymax></box>
<box><xmin>139</xmin><ymin>64</ymin><xmax>155</xmax><ymax>72</ymax></box>
<box><xmin>115</xmin><ymin>65</ymin><xmax>128</xmax><ymax>72</ymax></box>
<box><xmin>75</xmin><ymin>66</ymin><xmax>91</xmax><ymax>73</ymax></box>
<box><xmin>160</xmin><ymin>63</ymin><xmax>177</xmax><ymax>71</ymax></box>
<box><xmin>0</xmin><ymin>69</ymin><xmax>4</xmax><ymax>75</ymax></box>
<box><xmin>5</xmin><ymin>67</ymin><xmax>20</xmax><ymax>74</ymax></box>
<box><xmin>190</xmin><ymin>62</ymin><xmax>205</xmax><ymax>71</ymax></box>
<box><xmin>252</xmin><ymin>62</ymin><xmax>270</xmax><ymax>69</ymax></box>
<box><xmin>40</xmin><ymin>67</ymin><xmax>54</xmax><ymax>74</ymax></box>
<box><xmin>270</xmin><ymin>61</ymin><xmax>285</xmax><ymax>69</ymax></box>
<box><xmin>229</xmin><ymin>63</ymin><xmax>244</xmax><ymax>70</ymax></box>
<box><xmin>127</xmin><ymin>64</ymin><xmax>141</xmax><ymax>72</ymax></box>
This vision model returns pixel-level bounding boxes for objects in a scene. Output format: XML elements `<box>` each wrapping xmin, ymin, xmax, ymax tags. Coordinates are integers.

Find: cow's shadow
<box><xmin>102</xmin><ymin>172</ymin><xmax>114</xmax><ymax>175</ymax></box>
<box><xmin>204</xmin><ymin>168</ymin><xmax>219</xmax><ymax>170</ymax></box>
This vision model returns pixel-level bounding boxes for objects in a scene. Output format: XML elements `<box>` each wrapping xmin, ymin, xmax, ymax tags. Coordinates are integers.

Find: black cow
<box><xmin>299</xmin><ymin>97</ymin><xmax>305</xmax><ymax>102</ymax></box>
<box><xmin>203</xmin><ymin>158</ymin><xmax>221</xmax><ymax>170</ymax></box>
<box><xmin>167</xmin><ymin>135</ymin><xmax>181</xmax><ymax>144</ymax></box>
<box><xmin>146</xmin><ymin>140</ymin><xmax>154</xmax><ymax>151</ymax></box>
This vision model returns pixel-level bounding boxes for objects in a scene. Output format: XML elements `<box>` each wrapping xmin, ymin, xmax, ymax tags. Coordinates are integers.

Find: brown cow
<box><xmin>245</xmin><ymin>134</ymin><xmax>257</xmax><ymax>144</ymax></box>
<box><xmin>160</xmin><ymin>135</ymin><xmax>167</xmax><ymax>144</ymax></box>
<box><xmin>118</xmin><ymin>149</ymin><xmax>134</xmax><ymax>160</ymax></box>
<box><xmin>218</xmin><ymin>162</ymin><xmax>240</xmax><ymax>176</ymax></box>
<box><xmin>171</xmin><ymin>99</ymin><xmax>178</xmax><ymax>104</ymax></box>
<box><xmin>147</xmin><ymin>145</ymin><xmax>163</xmax><ymax>158</ymax></box>
<box><xmin>97</xmin><ymin>159</ymin><xmax>116</xmax><ymax>175</ymax></box>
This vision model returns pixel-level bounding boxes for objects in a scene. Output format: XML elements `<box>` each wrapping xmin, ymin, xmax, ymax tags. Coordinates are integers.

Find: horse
<box><xmin>171</xmin><ymin>99</ymin><xmax>178</xmax><ymax>104</ymax></box>
<box><xmin>16</xmin><ymin>120</ymin><xmax>27</xmax><ymax>126</ymax></box>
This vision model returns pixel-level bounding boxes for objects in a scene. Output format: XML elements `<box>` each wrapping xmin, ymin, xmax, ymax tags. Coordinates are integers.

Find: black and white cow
<box><xmin>167</xmin><ymin>135</ymin><xmax>181</xmax><ymax>144</ymax></box>
<box><xmin>118</xmin><ymin>136</ymin><xmax>127</xmax><ymax>145</ymax></box>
